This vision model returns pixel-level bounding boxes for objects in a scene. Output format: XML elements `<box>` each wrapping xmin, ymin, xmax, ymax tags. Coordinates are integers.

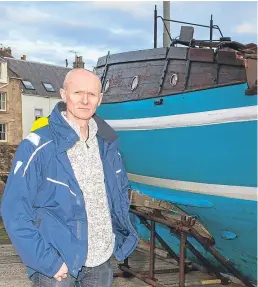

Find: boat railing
<box><xmin>154</xmin><ymin>5</ymin><xmax>225</xmax><ymax>49</ymax></box>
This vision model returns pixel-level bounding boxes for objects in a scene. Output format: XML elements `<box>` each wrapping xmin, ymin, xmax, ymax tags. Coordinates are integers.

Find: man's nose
<box><xmin>82</xmin><ymin>93</ymin><xmax>89</xmax><ymax>104</ymax></box>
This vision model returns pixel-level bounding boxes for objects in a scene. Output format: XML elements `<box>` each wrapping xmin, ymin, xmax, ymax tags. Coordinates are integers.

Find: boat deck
<box><xmin>0</xmin><ymin>244</ymin><xmax>242</xmax><ymax>287</ymax></box>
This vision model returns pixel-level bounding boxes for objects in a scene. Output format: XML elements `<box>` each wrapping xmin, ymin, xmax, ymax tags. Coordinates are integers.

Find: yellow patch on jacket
<box><xmin>31</xmin><ymin>117</ymin><xmax>49</xmax><ymax>132</ymax></box>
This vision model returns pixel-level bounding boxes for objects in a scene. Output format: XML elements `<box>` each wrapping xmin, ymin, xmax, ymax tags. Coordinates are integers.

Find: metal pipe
<box><xmin>154</xmin><ymin>5</ymin><xmax>157</xmax><ymax>48</ymax></box>
<box><xmin>157</xmin><ymin>15</ymin><xmax>223</xmax><ymax>38</ymax></box>
<box><xmin>140</xmin><ymin>217</ymin><xmax>180</xmax><ymax>263</ymax></box>
<box><xmin>158</xmin><ymin>16</ymin><xmax>212</xmax><ymax>29</ymax></box>
<box><xmin>213</xmin><ymin>25</ymin><xmax>223</xmax><ymax>37</ymax></box>
<box><xmin>163</xmin><ymin>1</ymin><xmax>171</xmax><ymax>47</ymax></box>
<box><xmin>119</xmin><ymin>265</ymin><xmax>166</xmax><ymax>287</ymax></box>
<box><xmin>179</xmin><ymin>232</ymin><xmax>186</xmax><ymax>287</ymax></box>
<box><xmin>210</xmin><ymin>15</ymin><xmax>213</xmax><ymax>47</ymax></box>
<box><xmin>149</xmin><ymin>221</ymin><xmax>155</xmax><ymax>279</ymax></box>
<box><xmin>140</xmin><ymin>216</ymin><xmax>223</xmax><ymax>283</ymax></box>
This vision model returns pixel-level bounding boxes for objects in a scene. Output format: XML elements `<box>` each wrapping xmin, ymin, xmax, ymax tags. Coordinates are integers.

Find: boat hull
<box><xmin>97</xmin><ymin>83</ymin><xmax>257</xmax><ymax>281</ymax></box>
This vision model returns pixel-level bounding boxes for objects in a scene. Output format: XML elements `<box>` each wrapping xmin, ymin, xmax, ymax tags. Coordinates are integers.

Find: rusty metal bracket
<box><xmin>121</xmin><ymin>208</ymin><xmax>255</xmax><ymax>287</ymax></box>
<box><xmin>100</xmin><ymin>51</ymin><xmax>110</xmax><ymax>90</ymax></box>
<box><xmin>157</xmin><ymin>47</ymin><xmax>171</xmax><ymax>96</ymax></box>
<box><xmin>184</xmin><ymin>60</ymin><xmax>191</xmax><ymax>90</ymax></box>
<box><xmin>244</xmin><ymin>57</ymin><xmax>257</xmax><ymax>95</ymax></box>
<box><xmin>179</xmin><ymin>232</ymin><xmax>187</xmax><ymax>287</ymax></box>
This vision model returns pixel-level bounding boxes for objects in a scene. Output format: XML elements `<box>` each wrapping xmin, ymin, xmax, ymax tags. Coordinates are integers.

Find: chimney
<box><xmin>5</xmin><ymin>47</ymin><xmax>12</xmax><ymax>57</ymax></box>
<box><xmin>73</xmin><ymin>55</ymin><xmax>85</xmax><ymax>69</ymax></box>
<box><xmin>0</xmin><ymin>46</ymin><xmax>13</xmax><ymax>58</ymax></box>
<box><xmin>21</xmin><ymin>55</ymin><xmax>26</xmax><ymax>61</ymax></box>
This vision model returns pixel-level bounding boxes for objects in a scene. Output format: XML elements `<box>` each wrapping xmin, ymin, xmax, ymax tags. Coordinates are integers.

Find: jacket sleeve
<box><xmin>1</xmin><ymin>140</ymin><xmax>63</xmax><ymax>277</ymax></box>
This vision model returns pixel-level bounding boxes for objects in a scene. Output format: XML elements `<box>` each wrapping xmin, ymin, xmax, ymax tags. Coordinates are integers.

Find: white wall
<box><xmin>22</xmin><ymin>94</ymin><xmax>61</xmax><ymax>138</ymax></box>
<box><xmin>0</xmin><ymin>62</ymin><xmax>8</xmax><ymax>84</ymax></box>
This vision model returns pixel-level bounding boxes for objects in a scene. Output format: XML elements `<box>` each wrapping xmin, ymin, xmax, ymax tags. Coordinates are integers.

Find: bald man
<box><xmin>1</xmin><ymin>69</ymin><xmax>139</xmax><ymax>287</ymax></box>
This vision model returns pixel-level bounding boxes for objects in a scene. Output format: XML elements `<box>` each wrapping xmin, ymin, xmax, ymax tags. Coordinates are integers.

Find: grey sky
<box><xmin>0</xmin><ymin>1</ymin><xmax>257</xmax><ymax>70</ymax></box>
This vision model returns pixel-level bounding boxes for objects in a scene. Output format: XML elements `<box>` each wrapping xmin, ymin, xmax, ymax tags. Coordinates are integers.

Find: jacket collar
<box><xmin>49</xmin><ymin>101</ymin><xmax>118</xmax><ymax>154</ymax></box>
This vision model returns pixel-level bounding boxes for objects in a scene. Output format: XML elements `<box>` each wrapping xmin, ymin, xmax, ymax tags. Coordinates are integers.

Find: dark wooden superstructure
<box><xmin>95</xmin><ymin>24</ymin><xmax>256</xmax><ymax>104</ymax></box>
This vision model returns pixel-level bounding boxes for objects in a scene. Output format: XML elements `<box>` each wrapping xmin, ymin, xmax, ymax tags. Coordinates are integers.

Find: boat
<box><xmin>94</xmin><ymin>3</ymin><xmax>257</xmax><ymax>284</ymax></box>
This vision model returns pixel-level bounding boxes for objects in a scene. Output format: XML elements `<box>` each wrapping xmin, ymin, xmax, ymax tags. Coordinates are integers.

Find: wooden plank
<box><xmin>103</xmin><ymin>81</ymin><xmax>158</xmax><ymax>97</ymax></box>
<box><xmin>188</xmin><ymin>48</ymin><xmax>214</xmax><ymax>62</ymax></box>
<box><xmin>167</xmin><ymin>60</ymin><xmax>187</xmax><ymax>74</ymax></box>
<box><xmin>216</xmin><ymin>51</ymin><xmax>244</xmax><ymax>66</ymax></box>
<box><xmin>95</xmin><ymin>66</ymin><xmax>104</xmax><ymax>77</ymax></box>
<box><xmin>97</xmin><ymin>48</ymin><xmax>167</xmax><ymax>67</ymax></box>
<box><xmin>187</xmin><ymin>72</ymin><xmax>217</xmax><ymax>88</ymax></box>
<box><xmin>167</xmin><ymin>47</ymin><xmax>188</xmax><ymax>60</ymax></box>
<box><xmin>108</xmin><ymin>60</ymin><xmax>165</xmax><ymax>70</ymax></box>
<box><xmin>218</xmin><ymin>65</ymin><xmax>246</xmax><ymax>84</ymax></box>
<box><xmin>106</xmin><ymin>65</ymin><xmax>163</xmax><ymax>81</ymax></box>
<box><xmin>190</xmin><ymin>62</ymin><xmax>217</xmax><ymax>74</ymax></box>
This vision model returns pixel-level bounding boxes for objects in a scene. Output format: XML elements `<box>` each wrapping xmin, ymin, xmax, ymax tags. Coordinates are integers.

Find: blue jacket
<box><xmin>1</xmin><ymin>102</ymin><xmax>138</xmax><ymax>279</ymax></box>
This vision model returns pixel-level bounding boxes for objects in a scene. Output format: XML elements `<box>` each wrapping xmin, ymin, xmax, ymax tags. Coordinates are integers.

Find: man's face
<box><xmin>61</xmin><ymin>71</ymin><xmax>102</xmax><ymax>121</ymax></box>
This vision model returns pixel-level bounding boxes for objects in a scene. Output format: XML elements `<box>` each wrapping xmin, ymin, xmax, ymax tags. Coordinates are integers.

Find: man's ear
<box><xmin>98</xmin><ymin>93</ymin><xmax>103</xmax><ymax>106</ymax></box>
<box><xmin>60</xmin><ymin>88</ymin><xmax>66</xmax><ymax>103</ymax></box>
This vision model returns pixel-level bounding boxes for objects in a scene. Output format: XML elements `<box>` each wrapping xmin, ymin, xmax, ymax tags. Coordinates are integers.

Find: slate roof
<box><xmin>4</xmin><ymin>57</ymin><xmax>71</xmax><ymax>98</ymax></box>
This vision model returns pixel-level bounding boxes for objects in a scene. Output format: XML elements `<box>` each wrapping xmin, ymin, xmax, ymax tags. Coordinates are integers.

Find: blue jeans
<box><xmin>31</xmin><ymin>259</ymin><xmax>113</xmax><ymax>287</ymax></box>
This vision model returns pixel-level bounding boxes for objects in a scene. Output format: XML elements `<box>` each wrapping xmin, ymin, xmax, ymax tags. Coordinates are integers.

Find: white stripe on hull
<box><xmin>106</xmin><ymin>106</ymin><xmax>257</xmax><ymax>131</ymax></box>
<box><xmin>128</xmin><ymin>173</ymin><xmax>257</xmax><ymax>201</ymax></box>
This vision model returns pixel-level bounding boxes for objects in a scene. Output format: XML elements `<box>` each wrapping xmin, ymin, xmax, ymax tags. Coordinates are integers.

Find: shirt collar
<box><xmin>61</xmin><ymin>111</ymin><xmax>98</xmax><ymax>147</ymax></box>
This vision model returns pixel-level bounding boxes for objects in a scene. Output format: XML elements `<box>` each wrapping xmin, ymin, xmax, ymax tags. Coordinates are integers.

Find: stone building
<box><xmin>0</xmin><ymin>58</ymin><xmax>22</xmax><ymax>145</ymax></box>
<box><xmin>0</xmin><ymin>56</ymin><xmax>22</xmax><ymax>184</ymax></box>
<box><xmin>4</xmin><ymin>53</ymin><xmax>85</xmax><ymax>138</ymax></box>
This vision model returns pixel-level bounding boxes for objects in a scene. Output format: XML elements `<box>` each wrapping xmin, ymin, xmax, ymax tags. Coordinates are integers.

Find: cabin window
<box><xmin>170</xmin><ymin>74</ymin><xmax>178</xmax><ymax>87</ymax></box>
<box><xmin>131</xmin><ymin>76</ymin><xmax>139</xmax><ymax>91</ymax></box>
<box><xmin>103</xmin><ymin>79</ymin><xmax>110</xmax><ymax>92</ymax></box>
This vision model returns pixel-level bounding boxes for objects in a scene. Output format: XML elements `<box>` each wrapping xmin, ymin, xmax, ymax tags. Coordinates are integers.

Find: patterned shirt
<box><xmin>62</xmin><ymin>112</ymin><xmax>115</xmax><ymax>267</ymax></box>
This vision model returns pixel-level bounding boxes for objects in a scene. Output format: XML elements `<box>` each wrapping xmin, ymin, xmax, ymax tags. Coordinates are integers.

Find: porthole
<box><xmin>131</xmin><ymin>76</ymin><xmax>139</xmax><ymax>91</ymax></box>
<box><xmin>104</xmin><ymin>79</ymin><xmax>110</xmax><ymax>92</ymax></box>
<box><xmin>170</xmin><ymin>74</ymin><xmax>178</xmax><ymax>87</ymax></box>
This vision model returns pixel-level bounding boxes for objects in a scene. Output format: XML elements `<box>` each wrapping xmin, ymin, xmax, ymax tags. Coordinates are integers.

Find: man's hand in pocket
<box><xmin>54</xmin><ymin>263</ymin><xmax>68</xmax><ymax>281</ymax></box>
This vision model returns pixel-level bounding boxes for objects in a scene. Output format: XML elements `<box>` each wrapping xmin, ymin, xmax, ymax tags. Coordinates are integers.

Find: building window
<box><xmin>22</xmin><ymin>80</ymin><xmax>35</xmax><ymax>90</ymax></box>
<box><xmin>35</xmin><ymin>109</ymin><xmax>43</xmax><ymax>120</ymax></box>
<box><xmin>42</xmin><ymin>82</ymin><xmax>55</xmax><ymax>92</ymax></box>
<box><xmin>0</xmin><ymin>123</ymin><xmax>7</xmax><ymax>141</ymax></box>
<box><xmin>0</xmin><ymin>92</ymin><xmax>7</xmax><ymax>111</ymax></box>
